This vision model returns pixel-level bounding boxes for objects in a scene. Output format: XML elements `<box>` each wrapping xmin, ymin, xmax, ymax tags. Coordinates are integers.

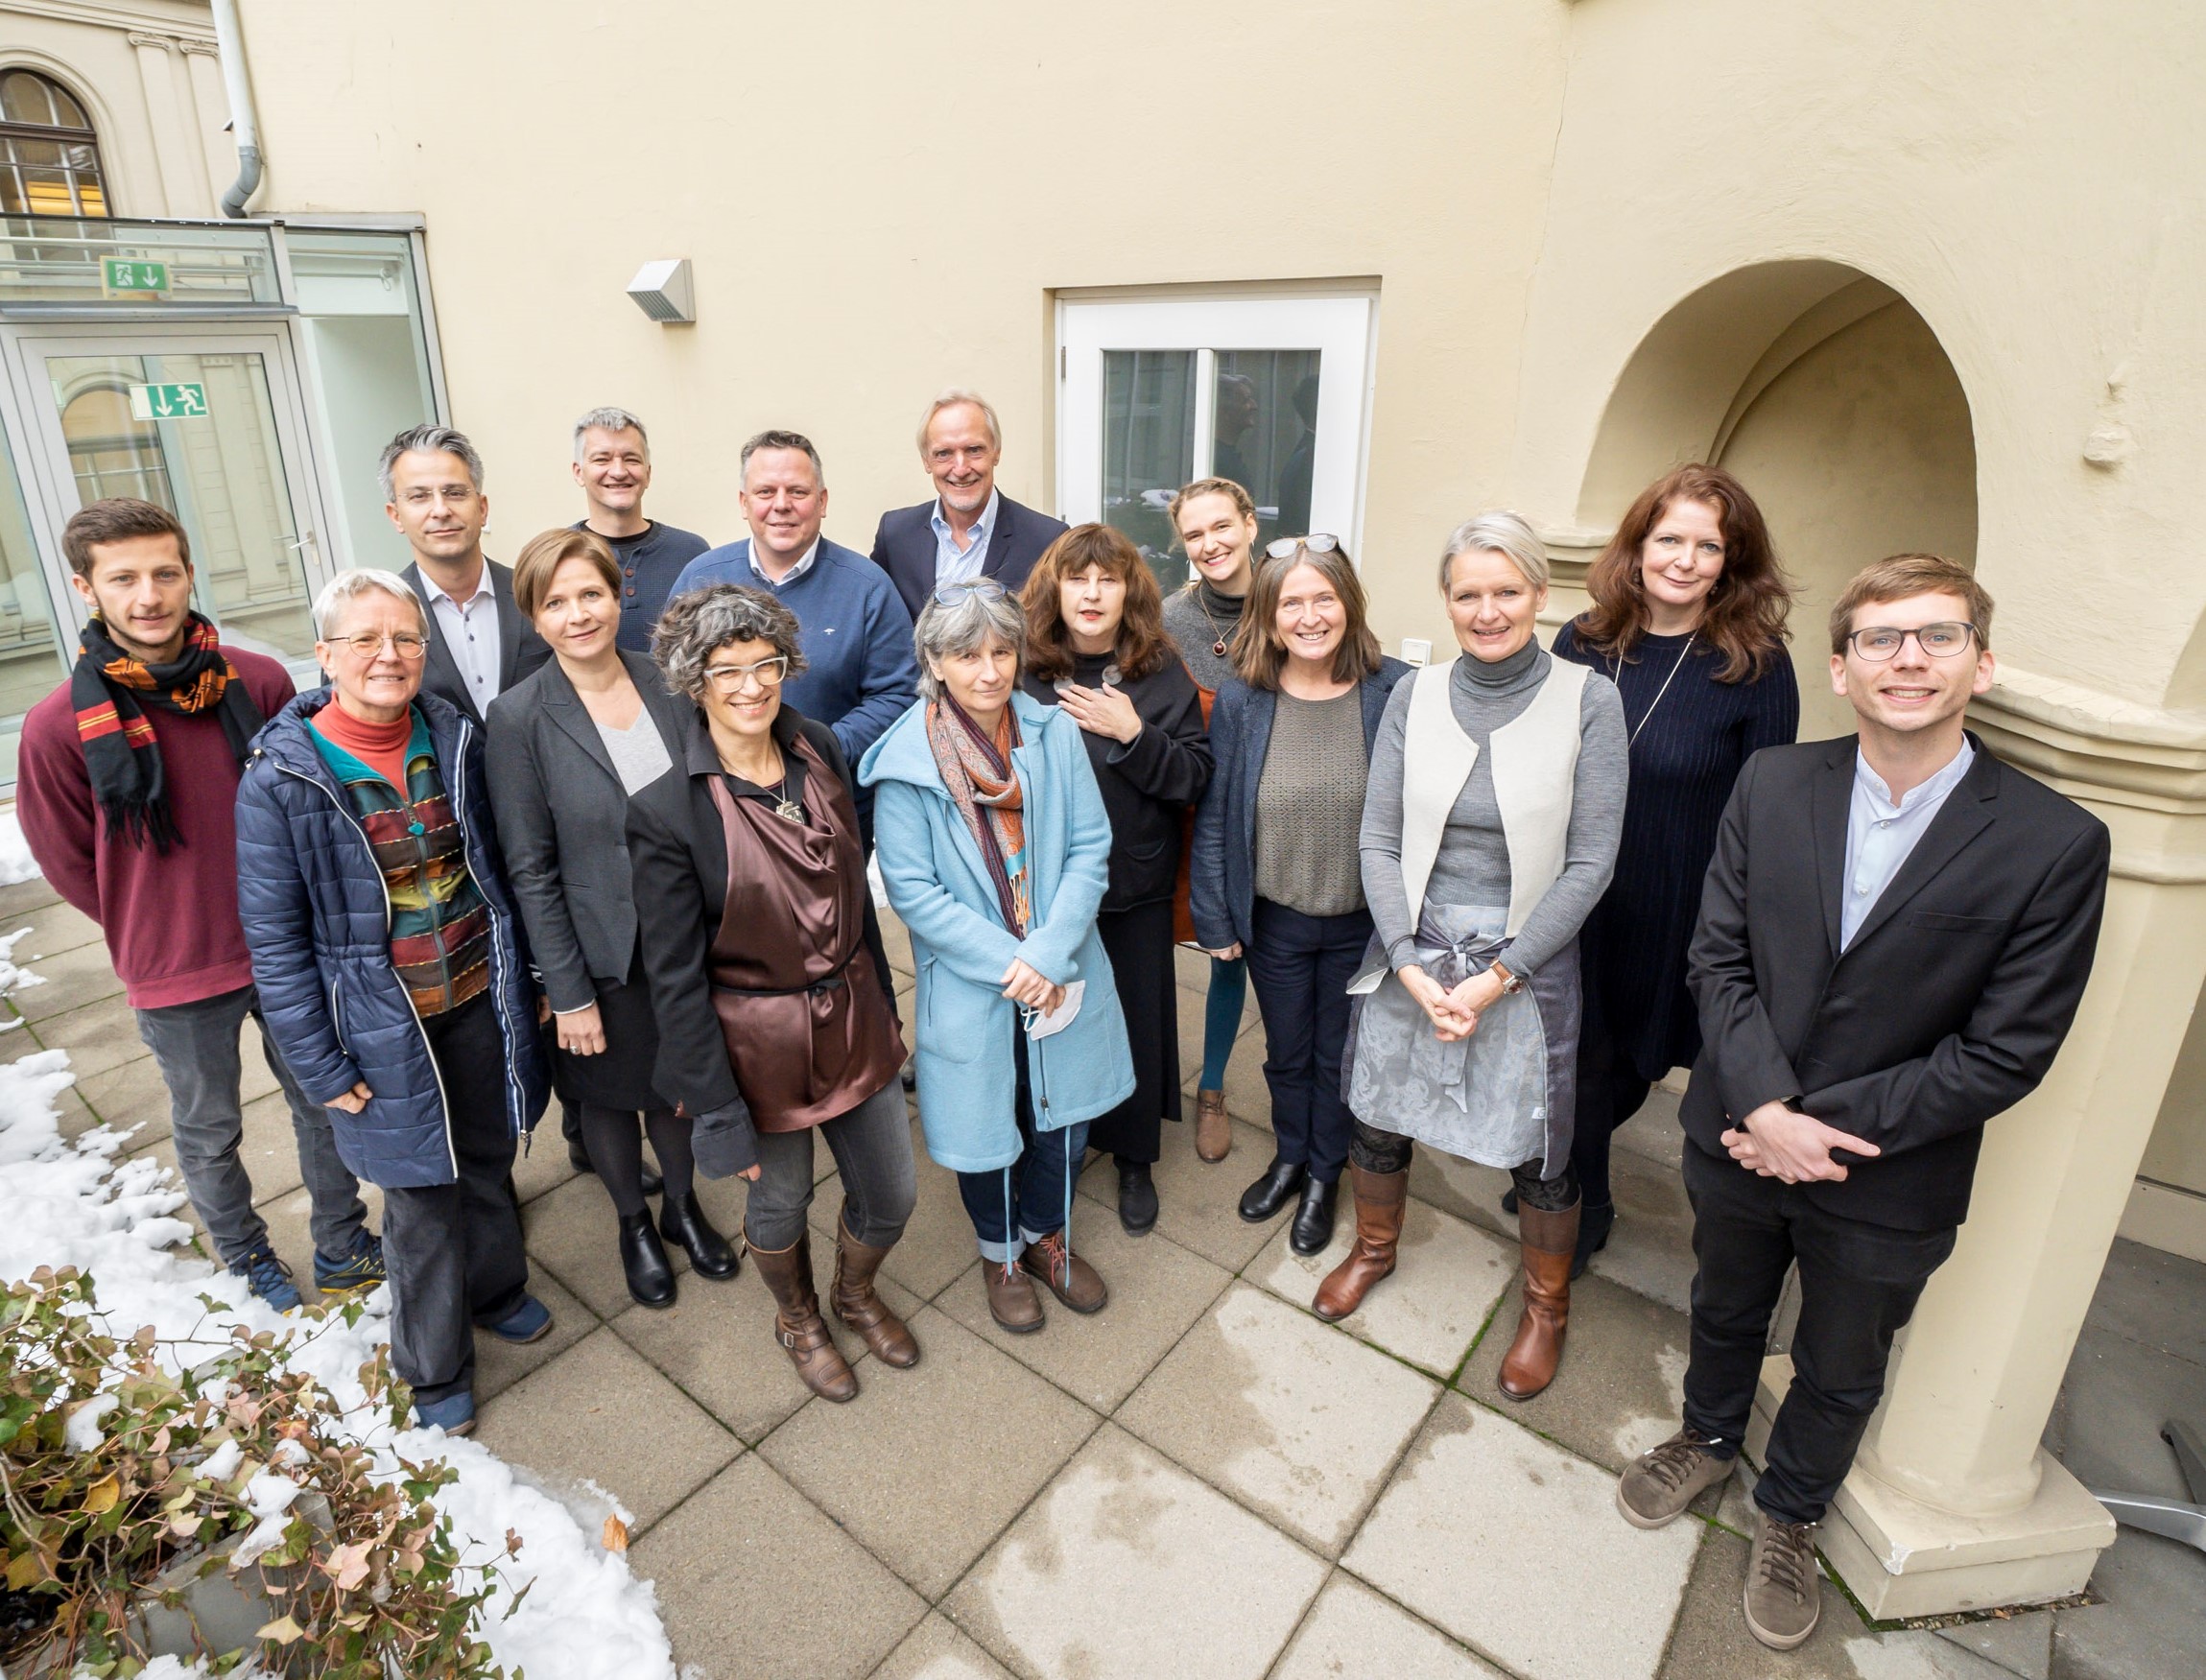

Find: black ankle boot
<box><xmin>1117</xmin><ymin>1160</ymin><xmax>1158</xmax><ymax>1236</ymax></box>
<box><xmin>1571</xmin><ymin>1197</ymin><xmax>1616</xmax><ymax>1281</ymax></box>
<box><xmin>619</xmin><ymin>1211</ymin><xmax>676</xmax><ymax>1308</ymax></box>
<box><xmin>1289</xmin><ymin>1175</ymin><xmax>1339</xmax><ymax>1255</ymax></box>
<box><xmin>1240</xmin><ymin>1156</ymin><xmax>1308</xmax><ymax>1222</ymax></box>
<box><xmin>659</xmin><ymin>1193</ymin><xmax>740</xmax><ymax>1279</ymax></box>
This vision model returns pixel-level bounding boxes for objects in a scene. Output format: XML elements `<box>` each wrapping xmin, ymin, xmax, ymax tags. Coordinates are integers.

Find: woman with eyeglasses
<box><xmin>1019</xmin><ymin>525</ymin><xmax>1212</xmax><ymax>1236</ymax></box>
<box><xmin>1160</xmin><ymin>478</ymin><xmax>1260</xmax><ymax>1165</ymax></box>
<box><xmin>863</xmin><ymin>578</ymin><xmax>1136</xmax><ymax>1334</ymax></box>
<box><xmin>1323</xmin><ymin>513</ymin><xmax>1626</xmax><ymax>1403</ymax></box>
<box><xmin>486</xmin><ymin>529</ymin><xmax>733</xmax><ymax>1312</ymax></box>
<box><xmin>1190</xmin><ymin>535</ymin><xmax>1410</xmax><ymax>1255</ymax></box>
<box><xmin>628</xmin><ymin>584</ymin><xmax>915</xmax><ymax>1401</ymax></box>
<box><xmin>1542</xmin><ymin>466</ymin><xmax>1796</xmax><ymax>1274</ymax></box>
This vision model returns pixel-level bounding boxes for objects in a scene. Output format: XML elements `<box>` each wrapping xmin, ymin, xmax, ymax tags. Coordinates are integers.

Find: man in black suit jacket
<box><xmin>868</xmin><ymin>390</ymin><xmax>1067</xmax><ymax>621</ymax></box>
<box><xmin>379</xmin><ymin>424</ymin><xmax>551</xmax><ymax>725</ymax></box>
<box><xmin>1616</xmin><ymin>555</ymin><xmax>2109</xmax><ymax>1652</ymax></box>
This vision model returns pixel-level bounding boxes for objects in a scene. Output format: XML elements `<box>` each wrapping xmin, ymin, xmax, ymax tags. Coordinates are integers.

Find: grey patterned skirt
<box><xmin>1342</xmin><ymin>902</ymin><xmax>1580</xmax><ymax>1178</ymax></box>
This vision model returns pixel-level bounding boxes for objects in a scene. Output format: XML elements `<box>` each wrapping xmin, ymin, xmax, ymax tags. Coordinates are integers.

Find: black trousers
<box><xmin>1567</xmin><ymin>1020</ymin><xmax>1654</xmax><ymax>1212</ymax></box>
<box><xmin>1679</xmin><ymin>1144</ymin><xmax>1957</xmax><ymax>1526</ymax></box>
<box><xmin>379</xmin><ymin>994</ymin><xmax>532</xmax><ymax>1406</ymax></box>
<box><xmin>1245</xmin><ymin>897</ymin><xmax>1370</xmax><ymax>1185</ymax></box>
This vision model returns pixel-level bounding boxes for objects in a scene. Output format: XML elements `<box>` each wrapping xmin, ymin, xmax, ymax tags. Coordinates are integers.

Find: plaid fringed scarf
<box><xmin>70</xmin><ymin>612</ymin><xmax>264</xmax><ymax>851</ymax></box>
<box><xmin>926</xmin><ymin>697</ymin><xmax>1030</xmax><ymax>935</ymax></box>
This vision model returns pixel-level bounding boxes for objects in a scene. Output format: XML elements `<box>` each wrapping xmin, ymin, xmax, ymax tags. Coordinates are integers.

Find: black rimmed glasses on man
<box><xmin>1845</xmin><ymin>623</ymin><xmax>1980</xmax><ymax>661</ymax></box>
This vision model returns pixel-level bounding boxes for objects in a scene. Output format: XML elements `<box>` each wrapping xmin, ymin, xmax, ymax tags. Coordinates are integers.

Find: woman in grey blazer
<box><xmin>486</xmin><ymin>529</ymin><xmax>738</xmax><ymax>1309</ymax></box>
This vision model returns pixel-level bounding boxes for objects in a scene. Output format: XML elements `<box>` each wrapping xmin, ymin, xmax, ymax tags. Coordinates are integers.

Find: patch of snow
<box><xmin>0</xmin><ymin>810</ymin><xmax>39</xmax><ymax>886</ymax></box>
<box><xmin>0</xmin><ymin>1032</ymin><xmax>675</xmax><ymax>1678</ymax></box>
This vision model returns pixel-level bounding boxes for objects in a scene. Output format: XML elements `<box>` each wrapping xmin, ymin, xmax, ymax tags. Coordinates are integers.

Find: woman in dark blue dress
<box><xmin>1547</xmin><ymin>464</ymin><xmax>1798</xmax><ymax>1273</ymax></box>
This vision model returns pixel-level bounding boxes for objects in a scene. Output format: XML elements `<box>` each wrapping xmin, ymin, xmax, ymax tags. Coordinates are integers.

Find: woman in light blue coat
<box><xmin>862</xmin><ymin>579</ymin><xmax>1135</xmax><ymax>1336</ymax></box>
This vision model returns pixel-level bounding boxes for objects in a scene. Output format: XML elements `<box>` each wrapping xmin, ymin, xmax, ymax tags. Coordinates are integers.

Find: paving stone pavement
<box><xmin>7</xmin><ymin>867</ymin><xmax>2201</xmax><ymax>1680</ymax></box>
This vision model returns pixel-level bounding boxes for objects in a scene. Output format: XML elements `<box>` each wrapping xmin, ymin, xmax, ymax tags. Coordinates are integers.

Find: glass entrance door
<box><xmin>13</xmin><ymin>330</ymin><xmax>329</xmax><ymax>667</ymax></box>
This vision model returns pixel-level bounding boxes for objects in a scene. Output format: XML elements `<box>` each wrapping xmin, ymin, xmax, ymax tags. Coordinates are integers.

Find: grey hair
<box><xmin>739</xmin><ymin>428</ymin><xmax>825</xmax><ymax>488</ymax></box>
<box><xmin>572</xmin><ymin>406</ymin><xmax>649</xmax><ymax>461</ymax></box>
<box><xmin>379</xmin><ymin>424</ymin><xmax>484</xmax><ymax>503</ymax></box>
<box><xmin>1439</xmin><ymin>510</ymin><xmax>1550</xmax><ymax>592</ymax></box>
<box><xmin>652</xmin><ymin>583</ymin><xmax>808</xmax><ymax>702</ymax></box>
<box><xmin>914</xmin><ymin>389</ymin><xmax>1002</xmax><ymax>458</ymax></box>
<box><xmin>313</xmin><ymin>567</ymin><xmax>427</xmax><ymax>639</ymax></box>
<box><xmin>912</xmin><ymin>582</ymin><xmax>1025</xmax><ymax>700</ymax></box>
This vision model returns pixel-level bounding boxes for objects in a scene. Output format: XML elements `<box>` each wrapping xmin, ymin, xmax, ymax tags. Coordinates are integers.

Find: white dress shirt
<box><xmin>748</xmin><ymin>536</ymin><xmax>820</xmax><ymax>586</ymax></box>
<box><xmin>930</xmin><ymin>488</ymin><xmax>1000</xmax><ymax>589</ymax></box>
<box><xmin>420</xmin><ymin>563</ymin><xmax>501</xmax><ymax>706</ymax></box>
<box><xmin>1840</xmin><ymin>738</ymin><xmax>1977</xmax><ymax>950</ymax></box>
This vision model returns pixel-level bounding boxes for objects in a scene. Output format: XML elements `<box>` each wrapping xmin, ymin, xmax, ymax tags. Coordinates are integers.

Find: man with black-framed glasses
<box><xmin>1615</xmin><ymin>553</ymin><xmax>2109</xmax><ymax>1651</ymax></box>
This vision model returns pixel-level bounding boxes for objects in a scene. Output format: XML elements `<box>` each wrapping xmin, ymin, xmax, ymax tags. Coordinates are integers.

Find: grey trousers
<box><xmin>134</xmin><ymin>983</ymin><xmax>368</xmax><ymax>1270</ymax></box>
<box><xmin>744</xmin><ymin>1077</ymin><xmax>917</xmax><ymax>1252</ymax></box>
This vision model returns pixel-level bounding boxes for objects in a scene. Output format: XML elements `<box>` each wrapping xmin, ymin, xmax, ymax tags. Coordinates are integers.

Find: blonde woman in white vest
<box><xmin>1321</xmin><ymin>511</ymin><xmax>1627</xmax><ymax>1402</ymax></box>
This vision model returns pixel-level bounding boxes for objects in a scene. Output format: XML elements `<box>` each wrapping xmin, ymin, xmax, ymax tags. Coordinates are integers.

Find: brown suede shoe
<box><xmin>1498</xmin><ymin>1199</ymin><xmax>1578</xmax><ymax>1400</ymax></box>
<box><xmin>1020</xmin><ymin>1229</ymin><xmax>1107</xmax><ymax>1313</ymax></box>
<box><xmin>1616</xmin><ymin>1428</ymin><xmax>1735</xmax><ymax>1528</ymax></box>
<box><xmin>1195</xmin><ymin>1089</ymin><xmax>1231</xmax><ymax>1162</ymax></box>
<box><xmin>748</xmin><ymin>1232</ymin><xmax>858</xmax><ymax>1403</ymax></box>
<box><xmin>1743</xmin><ymin>1510</ymin><xmax>1822</xmax><ymax>1650</ymax></box>
<box><xmin>984</xmin><ymin>1258</ymin><xmax>1045</xmax><ymax>1334</ymax></box>
<box><xmin>831</xmin><ymin>1211</ymin><xmax>919</xmax><ymax>1368</ymax></box>
<box><xmin>1313</xmin><ymin>1165</ymin><xmax>1408</xmax><ymax>1321</ymax></box>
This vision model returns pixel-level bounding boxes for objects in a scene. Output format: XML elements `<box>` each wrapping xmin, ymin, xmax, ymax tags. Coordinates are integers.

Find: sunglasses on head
<box><xmin>933</xmin><ymin>578</ymin><xmax>1010</xmax><ymax>606</ymax></box>
<box><xmin>1266</xmin><ymin>533</ymin><xmax>1340</xmax><ymax>560</ymax></box>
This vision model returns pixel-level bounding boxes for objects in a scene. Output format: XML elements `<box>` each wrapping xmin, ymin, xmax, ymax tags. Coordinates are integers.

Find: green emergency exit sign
<box><xmin>128</xmin><ymin>382</ymin><xmax>208</xmax><ymax>420</ymax></box>
<box><xmin>101</xmin><ymin>258</ymin><xmax>171</xmax><ymax>296</ymax></box>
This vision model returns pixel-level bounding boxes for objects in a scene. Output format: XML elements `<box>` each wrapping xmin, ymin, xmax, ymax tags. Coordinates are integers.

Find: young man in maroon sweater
<box><xmin>16</xmin><ymin>499</ymin><xmax>380</xmax><ymax>1311</ymax></box>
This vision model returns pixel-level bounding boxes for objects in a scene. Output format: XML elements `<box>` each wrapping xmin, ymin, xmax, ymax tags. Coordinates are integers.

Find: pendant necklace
<box><xmin>1190</xmin><ymin>582</ymin><xmax>1235</xmax><ymax>658</ymax></box>
<box><xmin>767</xmin><ymin>774</ymin><xmax>804</xmax><ymax>824</ymax></box>
<box><xmin>1624</xmin><ymin>631</ymin><xmax>1696</xmax><ymax>748</ymax></box>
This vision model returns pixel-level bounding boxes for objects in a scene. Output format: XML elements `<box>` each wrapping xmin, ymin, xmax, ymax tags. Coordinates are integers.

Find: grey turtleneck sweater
<box><xmin>1361</xmin><ymin>640</ymin><xmax>1628</xmax><ymax>976</ymax></box>
<box><xmin>1161</xmin><ymin>580</ymin><xmax>1248</xmax><ymax>695</ymax></box>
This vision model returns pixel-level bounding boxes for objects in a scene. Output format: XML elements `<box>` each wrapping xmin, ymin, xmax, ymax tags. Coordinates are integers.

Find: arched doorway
<box><xmin>1577</xmin><ymin>263</ymin><xmax>1979</xmax><ymax>740</ymax></box>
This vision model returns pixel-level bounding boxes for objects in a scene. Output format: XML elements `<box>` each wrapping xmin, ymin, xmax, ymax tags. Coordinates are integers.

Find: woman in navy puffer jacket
<box><xmin>235</xmin><ymin>569</ymin><xmax>549</xmax><ymax>1436</ymax></box>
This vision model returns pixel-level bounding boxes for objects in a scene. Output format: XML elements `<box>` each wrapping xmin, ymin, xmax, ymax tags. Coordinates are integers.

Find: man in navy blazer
<box><xmin>868</xmin><ymin>390</ymin><xmax>1067</xmax><ymax>622</ymax></box>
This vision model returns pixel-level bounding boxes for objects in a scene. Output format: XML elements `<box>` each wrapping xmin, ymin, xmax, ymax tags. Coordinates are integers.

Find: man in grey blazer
<box><xmin>380</xmin><ymin>424</ymin><xmax>552</xmax><ymax>725</ymax></box>
<box><xmin>868</xmin><ymin>390</ymin><xmax>1067</xmax><ymax>622</ymax></box>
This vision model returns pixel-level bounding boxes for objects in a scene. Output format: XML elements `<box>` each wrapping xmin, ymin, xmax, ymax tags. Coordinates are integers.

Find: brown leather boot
<box><xmin>831</xmin><ymin>1210</ymin><xmax>919</xmax><ymax>1368</ymax></box>
<box><xmin>1498</xmin><ymin>1199</ymin><xmax>1579</xmax><ymax>1400</ymax></box>
<box><xmin>984</xmin><ymin>1257</ymin><xmax>1045</xmax><ymax>1333</ymax></box>
<box><xmin>1195</xmin><ymin>1089</ymin><xmax>1231</xmax><ymax>1162</ymax></box>
<box><xmin>1020</xmin><ymin>1229</ymin><xmax>1107</xmax><ymax>1313</ymax></box>
<box><xmin>1313</xmin><ymin>1165</ymin><xmax>1408</xmax><ymax>1321</ymax></box>
<box><xmin>748</xmin><ymin>1232</ymin><xmax>858</xmax><ymax>1403</ymax></box>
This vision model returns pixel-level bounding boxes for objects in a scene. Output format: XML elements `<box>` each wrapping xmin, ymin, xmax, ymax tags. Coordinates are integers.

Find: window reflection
<box><xmin>1210</xmin><ymin>350</ymin><xmax>1321</xmax><ymax>552</ymax></box>
<box><xmin>0</xmin><ymin>70</ymin><xmax>108</xmax><ymax>218</ymax></box>
<box><xmin>1103</xmin><ymin>349</ymin><xmax>1197</xmax><ymax>590</ymax></box>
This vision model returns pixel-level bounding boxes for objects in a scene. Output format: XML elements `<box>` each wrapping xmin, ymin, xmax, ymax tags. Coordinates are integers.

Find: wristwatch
<box><xmin>1490</xmin><ymin>961</ymin><xmax>1525</xmax><ymax>995</ymax></box>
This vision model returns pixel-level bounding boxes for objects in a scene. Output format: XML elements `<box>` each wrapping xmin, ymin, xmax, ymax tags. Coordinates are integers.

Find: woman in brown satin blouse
<box><xmin>628</xmin><ymin>584</ymin><xmax>918</xmax><ymax>1404</ymax></box>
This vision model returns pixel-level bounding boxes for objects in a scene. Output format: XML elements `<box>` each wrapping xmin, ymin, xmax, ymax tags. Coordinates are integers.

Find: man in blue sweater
<box><xmin>669</xmin><ymin>430</ymin><xmax>917</xmax><ymax>802</ymax></box>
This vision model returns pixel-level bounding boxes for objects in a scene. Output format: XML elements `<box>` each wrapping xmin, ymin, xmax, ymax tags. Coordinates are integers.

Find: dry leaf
<box><xmin>82</xmin><ymin>1473</ymin><xmax>120</xmax><ymax>1515</ymax></box>
<box><xmin>601</xmin><ymin>1514</ymin><xmax>630</xmax><ymax>1553</ymax></box>
<box><xmin>6</xmin><ymin>1549</ymin><xmax>49</xmax><ymax>1590</ymax></box>
<box><xmin>324</xmin><ymin>1540</ymin><xmax>372</xmax><ymax>1592</ymax></box>
<box><xmin>255</xmin><ymin>1613</ymin><xmax>306</xmax><ymax>1645</ymax></box>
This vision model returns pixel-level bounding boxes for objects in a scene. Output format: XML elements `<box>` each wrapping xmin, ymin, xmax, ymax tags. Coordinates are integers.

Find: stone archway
<box><xmin>1573</xmin><ymin>262</ymin><xmax>1979</xmax><ymax>740</ymax></box>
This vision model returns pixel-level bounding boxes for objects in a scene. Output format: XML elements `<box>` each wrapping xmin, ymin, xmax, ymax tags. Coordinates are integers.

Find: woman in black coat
<box><xmin>486</xmin><ymin>528</ymin><xmax>739</xmax><ymax>1312</ymax></box>
<box><xmin>1548</xmin><ymin>464</ymin><xmax>1798</xmax><ymax>1274</ymax></box>
<box><xmin>1019</xmin><ymin>525</ymin><xmax>1213</xmax><ymax>1235</ymax></box>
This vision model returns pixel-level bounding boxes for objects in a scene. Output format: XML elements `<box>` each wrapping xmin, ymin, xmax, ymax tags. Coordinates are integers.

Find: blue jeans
<box><xmin>1199</xmin><ymin>955</ymin><xmax>1246</xmax><ymax>1090</ymax></box>
<box><xmin>1245</xmin><ymin>897</ymin><xmax>1371</xmax><ymax>1185</ymax></box>
<box><xmin>955</xmin><ymin>1016</ymin><xmax>1090</xmax><ymax>1264</ymax></box>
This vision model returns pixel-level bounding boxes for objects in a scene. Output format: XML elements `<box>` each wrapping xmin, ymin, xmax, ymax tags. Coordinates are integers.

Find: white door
<box><xmin>5</xmin><ymin>325</ymin><xmax>333</xmax><ymax>675</ymax></box>
<box><xmin>1058</xmin><ymin>293</ymin><xmax>1376</xmax><ymax>588</ymax></box>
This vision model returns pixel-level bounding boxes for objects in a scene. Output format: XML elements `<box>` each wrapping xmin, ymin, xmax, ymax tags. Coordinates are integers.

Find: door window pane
<box><xmin>1103</xmin><ymin>349</ymin><xmax>1196</xmax><ymax>590</ymax></box>
<box><xmin>47</xmin><ymin>351</ymin><xmax>315</xmax><ymax>660</ymax></box>
<box><xmin>1211</xmin><ymin>349</ymin><xmax>1321</xmax><ymax>552</ymax></box>
<box><xmin>0</xmin><ymin>432</ymin><xmax>69</xmax><ymax>750</ymax></box>
<box><xmin>289</xmin><ymin>230</ymin><xmax>439</xmax><ymax>570</ymax></box>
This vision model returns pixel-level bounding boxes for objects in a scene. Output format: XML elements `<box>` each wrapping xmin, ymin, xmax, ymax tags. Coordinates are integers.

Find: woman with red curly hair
<box><xmin>1545</xmin><ymin>464</ymin><xmax>1798</xmax><ymax>1273</ymax></box>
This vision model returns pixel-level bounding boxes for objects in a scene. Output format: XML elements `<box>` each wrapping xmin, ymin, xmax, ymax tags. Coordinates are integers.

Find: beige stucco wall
<box><xmin>231</xmin><ymin>1</ymin><xmax>2206</xmax><ymax>1225</ymax></box>
<box><xmin>0</xmin><ymin>1</ymin><xmax>229</xmax><ymax>219</ymax></box>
